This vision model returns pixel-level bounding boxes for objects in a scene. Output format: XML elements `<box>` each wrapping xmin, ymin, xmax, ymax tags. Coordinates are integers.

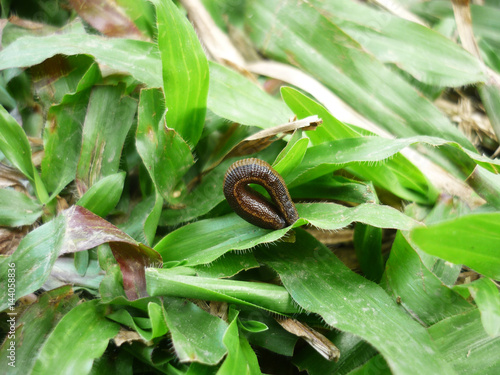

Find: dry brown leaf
<box><xmin>114</xmin><ymin>327</ymin><xmax>152</xmax><ymax>347</ymax></box>
<box><xmin>276</xmin><ymin>317</ymin><xmax>340</xmax><ymax>362</ymax></box>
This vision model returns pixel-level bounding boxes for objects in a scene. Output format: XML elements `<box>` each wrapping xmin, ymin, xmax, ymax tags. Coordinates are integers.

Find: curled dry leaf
<box><xmin>114</xmin><ymin>327</ymin><xmax>153</xmax><ymax>347</ymax></box>
<box><xmin>275</xmin><ymin>317</ymin><xmax>340</xmax><ymax>362</ymax></box>
<box><xmin>206</xmin><ymin>115</ymin><xmax>322</xmax><ymax>173</ymax></box>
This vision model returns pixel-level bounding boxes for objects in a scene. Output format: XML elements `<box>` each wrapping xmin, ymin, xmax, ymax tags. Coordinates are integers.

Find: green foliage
<box><xmin>0</xmin><ymin>0</ymin><xmax>499</xmax><ymax>374</ymax></box>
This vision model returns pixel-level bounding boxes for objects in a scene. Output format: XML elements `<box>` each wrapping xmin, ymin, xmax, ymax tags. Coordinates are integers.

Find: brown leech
<box><xmin>223</xmin><ymin>158</ymin><xmax>299</xmax><ymax>230</ymax></box>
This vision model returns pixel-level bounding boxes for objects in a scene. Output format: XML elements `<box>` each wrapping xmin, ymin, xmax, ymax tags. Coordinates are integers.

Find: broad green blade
<box><xmin>155</xmin><ymin>202</ymin><xmax>418</xmax><ymax>266</ymax></box>
<box><xmin>208</xmin><ymin>62</ymin><xmax>292</xmax><ymax>127</ymax></box>
<box><xmin>428</xmin><ymin>309</ymin><xmax>500</xmax><ymax>375</ymax></box>
<box><xmin>146</xmin><ymin>270</ymin><xmax>299</xmax><ymax>314</ymax></box>
<box><xmin>76</xmin><ymin>172</ymin><xmax>126</xmax><ymax>217</ymax></box>
<box><xmin>0</xmin><ymin>215</ymin><xmax>66</xmax><ymax>312</ymax></box>
<box><xmin>272</xmin><ymin>137</ymin><xmax>309</xmax><ymax>179</ymax></box>
<box><xmin>454</xmin><ymin>278</ymin><xmax>500</xmax><ymax>337</ymax></box>
<box><xmin>281</xmin><ymin>86</ymin><xmax>358</xmax><ymax>143</ymax></box>
<box><xmin>246</xmin><ymin>0</ymin><xmax>474</xmax><ymax>149</ymax></box>
<box><xmin>410</xmin><ymin>212</ymin><xmax>500</xmax><ymax>280</ymax></box>
<box><xmin>163</xmin><ymin>297</ymin><xmax>227</xmax><ymax>365</ymax></box>
<box><xmin>42</xmin><ymin>90</ymin><xmax>89</xmax><ymax>199</ymax></box>
<box><xmin>289</xmin><ymin>175</ymin><xmax>377</xmax><ymax>204</ymax></box>
<box><xmin>31</xmin><ymin>300</ymin><xmax>120</xmax><ymax>375</ymax></box>
<box><xmin>287</xmin><ymin>136</ymin><xmax>499</xmax><ymax>189</ymax></box>
<box><xmin>467</xmin><ymin>166</ymin><xmax>500</xmax><ymax>209</ymax></box>
<box><xmin>354</xmin><ymin>223</ymin><xmax>383</xmax><ymax>283</ymax></box>
<box><xmin>106</xmin><ymin>301</ymin><xmax>168</xmax><ymax>341</ymax></box>
<box><xmin>313</xmin><ymin>0</ymin><xmax>485</xmax><ymax>86</ymax></box>
<box><xmin>194</xmin><ymin>251</ymin><xmax>260</xmax><ymax>279</ymax></box>
<box><xmin>76</xmin><ymin>85</ymin><xmax>136</xmax><ymax>187</ymax></box>
<box><xmin>160</xmin><ymin>158</ymin><xmax>234</xmax><ymax>226</ymax></box>
<box><xmin>0</xmin><ymin>33</ymin><xmax>161</xmax><ymax>87</ymax></box>
<box><xmin>119</xmin><ymin>193</ymin><xmax>163</xmax><ymax>246</ymax></box>
<box><xmin>218</xmin><ymin>310</ymin><xmax>261</xmax><ymax>375</ymax></box>
<box><xmin>384</xmin><ymin>232</ymin><xmax>473</xmax><ymax>326</ymax></box>
<box><xmin>0</xmin><ymin>188</ymin><xmax>42</xmax><ymax>226</ymax></box>
<box><xmin>136</xmin><ymin>88</ymin><xmax>194</xmax><ymax>202</ymax></box>
<box><xmin>256</xmin><ymin>229</ymin><xmax>456</xmax><ymax>375</ymax></box>
<box><xmin>297</xmin><ymin>202</ymin><xmax>419</xmax><ymax>231</ymax></box>
<box><xmin>0</xmin><ymin>105</ymin><xmax>34</xmax><ymax>180</ymax></box>
<box><xmin>479</xmin><ymin>84</ymin><xmax>500</xmax><ymax>143</ymax></box>
<box><xmin>151</xmin><ymin>0</ymin><xmax>209</xmax><ymax>146</ymax></box>
<box><xmin>0</xmin><ymin>34</ymin><xmax>291</xmax><ymax>130</ymax></box>
<box><xmin>0</xmin><ymin>287</ymin><xmax>79</xmax><ymax>374</ymax></box>
<box><xmin>282</xmin><ymin>87</ymin><xmax>438</xmax><ymax>204</ymax></box>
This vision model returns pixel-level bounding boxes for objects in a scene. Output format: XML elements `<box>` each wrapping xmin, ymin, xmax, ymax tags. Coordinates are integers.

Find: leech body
<box><xmin>223</xmin><ymin>158</ymin><xmax>299</xmax><ymax>230</ymax></box>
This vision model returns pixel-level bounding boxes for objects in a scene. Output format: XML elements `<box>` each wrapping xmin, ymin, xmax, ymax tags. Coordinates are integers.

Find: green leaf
<box><xmin>314</xmin><ymin>0</ymin><xmax>485</xmax><ymax>86</ymax></box>
<box><xmin>293</xmin><ymin>330</ymin><xmax>378</xmax><ymax>375</ymax></box>
<box><xmin>41</xmin><ymin>90</ymin><xmax>88</xmax><ymax>198</ymax></box>
<box><xmin>410</xmin><ymin>212</ymin><xmax>500</xmax><ymax>280</ymax></box>
<box><xmin>289</xmin><ymin>175</ymin><xmax>377</xmax><ymax>204</ymax></box>
<box><xmin>77</xmin><ymin>172</ymin><xmax>126</xmax><ymax>217</ymax></box>
<box><xmin>151</xmin><ymin>0</ymin><xmax>209</xmax><ymax>146</ymax></box>
<box><xmin>0</xmin><ymin>286</ymin><xmax>80</xmax><ymax>374</ymax></box>
<box><xmin>480</xmin><ymin>81</ymin><xmax>500</xmax><ymax>143</ymax></box>
<box><xmin>163</xmin><ymin>297</ymin><xmax>227</xmax><ymax>365</ymax></box>
<box><xmin>282</xmin><ymin>87</ymin><xmax>438</xmax><ymax>204</ymax></box>
<box><xmin>146</xmin><ymin>270</ymin><xmax>299</xmax><ymax>314</ymax></box>
<box><xmin>297</xmin><ymin>202</ymin><xmax>419</xmax><ymax>231</ymax></box>
<box><xmin>0</xmin><ymin>104</ymin><xmax>35</xmax><ymax>181</ymax></box>
<box><xmin>428</xmin><ymin>309</ymin><xmax>500</xmax><ymax>374</ymax></box>
<box><xmin>218</xmin><ymin>309</ymin><xmax>261</xmax><ymax>375</ymax></box>
<box><xmin>208</xmin><ymin>62</ymin><xmax>292</xmax><ymax>127</ymax></box>
<box><xmin>136</xmin><ymin>88</ymin><xmax>194</xmax><ymax>202</ymax></box>
<box><xmin>454</xmin><ymin>278</ymin><xmax>500</xmax><ymax>337</ymax></box>
<box><xmin>159</xmin><ymin>158</ymin><xmax>233</xmax><ymax>226</ymax></box>
<box><xmin>288</xmin><ymin>136</ymin><xmax>498</xmax><ymax>188</ymax></box>
<box><xmin>194</xmin><ymin>251</ymin><xmax>260</xmax><ymax>279</ymax></box>
<box><xmin>0</xmin><ymin>215</ymin><xmax>66</xmax><ymax>312</ymax></box>
<box><xmin>272</xmin><ymin>137</ymin><xmax>309</xmax><ymax>179</ymax></box>
<box><xmin>76</xmin><ymin>85</ymin><xmax>136</xmax><ymax>187</ymax></box>
<box><xmin>0</xmin><ymin>33</ymin><xmax>161</xmax><ymax>88</ymax></box>
<box><xmin>0</xmin><ymin>105</ymin><xmax>48</xmax><ymax>203</ymax></box>
<box><xmin>347</xmin><ymin>355</ymin><xmax>391</xmax><ymax>375</ymax></box>
<box><xmin>384</xmin><ymin>232</ymin><xmax>473</xmax><ymax>326</ymax></box>
<box><xmin>256</xmin><ymin>229</ymin><xmax>456</xmax><ymax>375</ymax></box>
<box><xmin>0</xmin><ymin>188</ymin><xmax>42</xmax><ymax>226</ymax></box>
<box><xmin>31</xmin><ymin>300</ymin><xmax>120</xmax><ymax>375</ymax></box>
<box><xmin>156</xmin><ymin>212</ymin><xmax>289</xmax><ymax>266</ymax></box>
<box><xmin>281</xmin><ymin>86</ymin><xmax>357</xmax><ymax>143</ymax></box>
<box><xmin>119</xmin><ymin>192</ymin><xmax>163</xmax><ymax>246</ymax></box>
<box><xmin>0</xmin><ymin>34</ymin><xmax>291</xmax><ymax>132</ymax></box>
<box><xmin>107</xmin><ymin>301</ymin><xmax>168</xmax><ymax>341</ymax></box>
<box><xmin>156</xmin><ymin>202</ymin><xmax>417</xmax><ymax>266</ymax></box>
<box><xmin>467</xmin><ymin>166</ymin><xmax>500</xmax><ymax>209</ymax></box>
<box><xmin>144</xmin><ymin>194</ymin><xmax>163</xmax><ymax>247</ymax></box>
<box><xmin>354</xmin><ymin>223</ymin><xmax>383</xmax><ymax>283</ymax></box>
<box><xmin>246</xmin><ymin>0</ymin><xmax>474</xmax><ymax>149</ymax></box>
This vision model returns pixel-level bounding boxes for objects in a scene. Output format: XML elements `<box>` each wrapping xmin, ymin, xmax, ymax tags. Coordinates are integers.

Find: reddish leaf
<box><xmin>69</xmin><ymin>0</ymin><xmax>144</xmax><ymax>40</ymax></box>
<box><xmin>63</xmin><ymin>205</ymin><xmax>162</xmax><ymax>299</ymax></box>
